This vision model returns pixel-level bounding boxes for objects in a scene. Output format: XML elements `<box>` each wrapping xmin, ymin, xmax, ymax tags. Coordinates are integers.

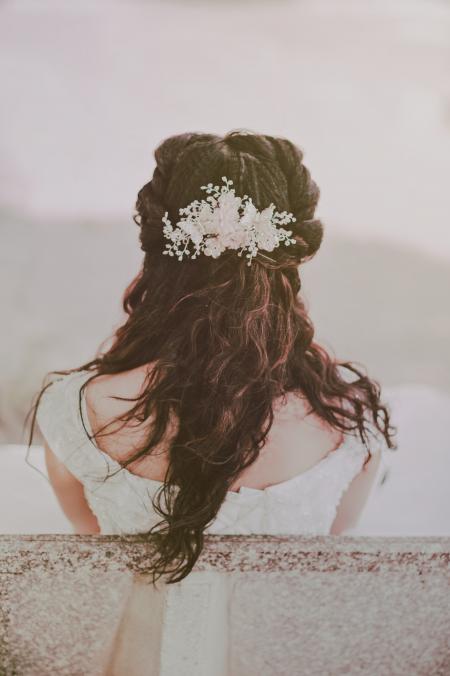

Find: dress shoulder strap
<box><xmin>35</xmin><ymin>370</ymin><xmax>109</xmax><ymax>481</ymax></box>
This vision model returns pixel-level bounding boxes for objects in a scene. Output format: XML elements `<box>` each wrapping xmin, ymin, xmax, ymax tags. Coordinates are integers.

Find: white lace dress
<box><xmin>35</xmin><ymin>369</ymin><xmax>386</xmax><ymax>537</ymax></box>
<box><xmin>35</xmin><ymin>369</ymin><xmax>389</xmax><ymax>675</ymax></box>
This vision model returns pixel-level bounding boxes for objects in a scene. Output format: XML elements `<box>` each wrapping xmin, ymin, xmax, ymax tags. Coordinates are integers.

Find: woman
<box><xmin>29</xmin><ymin>129</ymin><xmax>397</xmax><ymax>586</ymax></box>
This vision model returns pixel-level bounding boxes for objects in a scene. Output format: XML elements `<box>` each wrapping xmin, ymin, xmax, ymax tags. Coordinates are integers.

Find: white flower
<box><xmin>196</xmin><ymin>202</ymin><xmax>215</xmax><ymax>235</ymax></box>
<box><xmin>203</xmin><ymin>237</ymin><xmax>224</xmax><ymax>258</ymax></box>
<box><xmin>180</xmin><ymin>220</ymin><xmax>203</xmax><ymax>246</ymax></box>
<box><xmin>215</xmin><ymin>191</ymin><xmax>242</xmax><ymax>233</ymax></box>
<box><xmin>161</xmin><ymin>177</ymin><xmax>297</xmax><ymax>266</ymax></box>
<box><xmin>254</xmin><ymin>205</ymin><xmax>278</xmax><ymax>252</ymax></box>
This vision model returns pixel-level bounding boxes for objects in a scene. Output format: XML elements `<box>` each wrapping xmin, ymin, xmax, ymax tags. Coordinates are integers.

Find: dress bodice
<box><xmin>35</xmin><ymin>369</ymin><xmax>384</xmax><ymax>535</ymax></box>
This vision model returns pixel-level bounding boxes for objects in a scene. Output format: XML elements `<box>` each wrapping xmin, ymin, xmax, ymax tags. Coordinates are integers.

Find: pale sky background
<box><xmin>1</xmin><ymin>0</ymin><xmax>450</xmax><ymax>259</ymax></box>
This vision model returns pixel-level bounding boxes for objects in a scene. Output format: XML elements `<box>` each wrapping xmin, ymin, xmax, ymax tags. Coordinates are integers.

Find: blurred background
<box><xmin>1</xmin><ymin>0</ymin><xmax>449</xmax><ymax>533</ymax></box>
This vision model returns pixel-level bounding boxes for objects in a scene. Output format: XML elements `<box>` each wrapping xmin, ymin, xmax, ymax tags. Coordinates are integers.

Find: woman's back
<box><xmin>32</xmin><ymin>129</ymin><xmax>395</xmax><ymax>582</ymax></box>
<box><xmin>82</xmin><ymin>363</ymin><xmax>346</xmax><ymax>493</ymax></box>
<box><xmin>37</xmin><ymin>366</ymin><xmax>384</xmax><ymax>537</ymax></box>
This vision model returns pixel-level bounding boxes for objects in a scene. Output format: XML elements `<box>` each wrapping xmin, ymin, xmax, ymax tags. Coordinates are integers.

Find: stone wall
<box><xmin>1</xmin><ymin>535</ymin><xmax>449</xmax><ymax>675</ymax></box>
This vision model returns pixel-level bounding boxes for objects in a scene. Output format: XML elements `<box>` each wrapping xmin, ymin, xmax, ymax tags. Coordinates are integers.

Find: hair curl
<box><xmin>27</xmin><ymin>129</ymin><xmax>397</xmax><ymax>584</ymax></box>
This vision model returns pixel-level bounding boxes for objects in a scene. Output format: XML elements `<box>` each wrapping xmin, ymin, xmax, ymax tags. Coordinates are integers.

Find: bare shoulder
<box><xmin>83</xmin><ymin>363</ymin><xmax>173</xmax><ymax>469</ymax></box>
<box><xmin>267</xmin><ymin>392</ymin><xmax>346</xmax><ymax>460</ymax></box>
<box><xmin>85</xmin><ymin>364</ymin><xmax>155</xmax><ymax>415</ymax></box>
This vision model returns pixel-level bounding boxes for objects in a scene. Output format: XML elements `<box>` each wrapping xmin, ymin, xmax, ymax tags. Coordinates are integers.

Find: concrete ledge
<box><xmin>1</xmin><ymin>535</ymin><xmax>450</xmax><ymax>675</ymax></box>
<box><xmin>1</xmin><ymin>533</ymin><xmax>450</xmax><ymax>573</ymax></box>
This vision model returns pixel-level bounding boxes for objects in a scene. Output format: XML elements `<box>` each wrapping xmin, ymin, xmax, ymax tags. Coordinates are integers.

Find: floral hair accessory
<box><xmin>162</xmin><ymin>177</ymin><xmax>297</xmax><ymax>266</ymax></box>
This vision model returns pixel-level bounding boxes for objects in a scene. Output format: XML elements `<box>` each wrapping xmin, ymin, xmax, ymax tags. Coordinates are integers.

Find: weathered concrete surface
<box><xmin>2</xmin><ymin>534</ymin><xmax>450</xmax><ymax>574</ymax></box>
<box><xmin>0</xmin><ymin>535</ymin><xmax>449</xmax><ymax>675</ymax></box>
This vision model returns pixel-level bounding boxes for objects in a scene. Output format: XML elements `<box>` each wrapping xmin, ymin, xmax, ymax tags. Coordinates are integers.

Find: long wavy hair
<box><xmin>27</xmin><ymin>130</ymin><xmax>397</xmax><ymax>584</ymax></box>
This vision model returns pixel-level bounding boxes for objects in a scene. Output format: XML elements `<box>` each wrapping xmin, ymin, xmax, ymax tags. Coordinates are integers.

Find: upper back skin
<box><xmin>83</xmin><ymin>363</ymin><xmax>347</xmax><ymax>493</ymax></box>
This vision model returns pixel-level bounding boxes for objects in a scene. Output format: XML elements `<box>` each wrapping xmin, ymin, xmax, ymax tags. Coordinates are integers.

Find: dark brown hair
<box><xmin>27</xmin><ymin>130</ymin><xmax>397</xmax><ymax>584</ymax></box>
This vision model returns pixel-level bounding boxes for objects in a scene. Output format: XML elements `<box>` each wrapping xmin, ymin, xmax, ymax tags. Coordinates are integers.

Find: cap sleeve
<box><xmin>35</xmin><ymin>372</ymin><xmax>95</xmax><ymax>479</ymax></box>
